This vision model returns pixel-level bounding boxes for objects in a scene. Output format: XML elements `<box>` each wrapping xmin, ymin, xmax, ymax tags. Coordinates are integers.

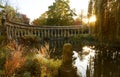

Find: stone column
<box><xmin>6</xmin><ymin>26</ymin><xmax>11</xmax><ymax>39</ymax></box>
<box><xmin>59</xmin><ymin>43</ymin><xmax>77</xmax><ymax>77</ymax></box>
<box><xmin>14</xmin><ymin>28</ymin><xmax>17</xmax><ymax>38</ymax></box>
<box><xmin>78</xmin><ymin>28</ymin><xmax>80</xmax><ymax>35</ymax></box>
<box><xmin>20</xmin><ymin>29</ymin><xmax>23</xmax><ymax>37</ymax></box>
<box><xmin>11</xmin><ymin>27</ymin><xmax>14</xmax><ymax>38</ymax></box>
<box><xmin>24</xmin><ymin>29</ymin><xmax>27</xmax><ymax>36</ymax></box>
<box><xmin>47</xmin><ymin>29</ymin><xmax>50</xmax><ymax>38</ymax></box>
<box><xmin>60</xmin><ymin>29</ymin><xmax>62</xmax><ymax>37</ymax></box>
<box><xmin>34</xmin><ymin>30</ymin><xmax>37</xmax><ymax>36</ymax></box>
<box><xmin>71</xmin><ymin>29</ymin><xmax>73</xmax><ymax>37</ymax></box>
<box><xmin>44</xmin><ymin>29</ymin><xmax>47</xmax><ymax>37</ymax></box>
<box><xmin>41</xmin><ymin>29</ymin><xmax>44</xmax><ymax>38</ymax></box>
<box><xmin>54</xmin><ymin>29</ymin><xmax>56</xmax><ymax>38</ymax></box>
<box><xmin>37</xmin><ymin>30</ymin><xmax>40</xmax><ymax>37</ymax></box>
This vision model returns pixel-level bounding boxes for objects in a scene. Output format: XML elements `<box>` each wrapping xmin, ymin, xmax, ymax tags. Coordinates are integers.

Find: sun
<box><xmin>89</xmin><ymin>15</ymin><xmax>96</xmax><ymax>23</ymax></box>
<box><xmin>82</xmin><ymin>15</ymin><xmax>96</xmax><ymax>24</ymax></box>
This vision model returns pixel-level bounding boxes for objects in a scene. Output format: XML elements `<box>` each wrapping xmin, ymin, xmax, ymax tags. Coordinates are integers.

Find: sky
<box><xmin>8</xmin><ymin>0</ymin><xmax>89</xmax><ymax>22</ymax></box>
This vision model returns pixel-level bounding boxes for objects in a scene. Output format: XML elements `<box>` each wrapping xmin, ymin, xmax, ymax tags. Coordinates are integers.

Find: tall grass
<box><xmin>4</xmin><ymin>45</ymin><xmax>26</xmax><ymax>77</ymax></box>
<box><xmin>0</xmin><ymin>40</ymin><xmax>61</xmax><ymax>77</ymax></box>
<box><xmin>35</xmin><ymin>43</ymin><xmax>62</xmax><ymax>77</ymax></box>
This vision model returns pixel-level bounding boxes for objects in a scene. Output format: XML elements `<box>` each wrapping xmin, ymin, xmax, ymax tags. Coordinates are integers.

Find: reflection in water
<box><xmin>93</xmin><ymin>46</ymin><xmax>120</xmax><ymax>77</ymax></box>
<box><xmin>44</xmin><ymin>39</ymin><xmax>120</xmax><ymax>77</ymax></box>
<box><xmin>73</xmin><ymin>46</ymin><xmax>95</xmax><ymax>77</ymax></box>
<box><xmin>47</xmin><ymin>39</ymin><xmax>82</xmax><ymax>59</ymax></box>
<box><xmin>73</xmin><ymin>46</ymin><xmax>120</xmax><ymax>77</ymax></box>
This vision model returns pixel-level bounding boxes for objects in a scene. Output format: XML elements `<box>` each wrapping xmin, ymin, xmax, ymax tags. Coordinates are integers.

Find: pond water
<box><xmin>44</xmin><ymin>39</ymin><xmax>120</xmax><ymax>77</ymax></box>
<box><xmin>73</xmin><ymin>45</ymin><xmax>120</xmax><ymax>77</ymax></box>
<box><xmin>73</xmin><ymin>46</ymin><xmax>95</xmax><ymax>77</ymax></box>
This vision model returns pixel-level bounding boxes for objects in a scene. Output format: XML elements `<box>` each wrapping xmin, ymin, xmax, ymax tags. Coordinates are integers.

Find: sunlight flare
<box><xmin>82</xmin><ymin>18</ymin><xmax>89</xmax><ymax>24</ymax></box>
<box><xmin>89</xmin><ymin>15</ymin><xmax>96</xmax><ymax>23</ymax></box>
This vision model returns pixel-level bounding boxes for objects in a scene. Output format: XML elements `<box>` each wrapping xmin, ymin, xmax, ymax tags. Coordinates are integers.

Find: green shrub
<box><xmin>18</xmin><ymin>35</ymin><xmax>41</xmax><ymax>48</ymax></box>
<box><xmin>16</xmin><ymin>58</ymin><xmax>41</xmax><ymax>77</ymax></box>
<box><xmin>0</xmin><ymin>70</ymin><xmax>3</xmax><ymax>76</ymax></box>
<box><xmin>23</xmin><ymin>71</ymin><xmax>31</xmax><ymax>77</ymax></box>
<box><xmin>35</xmin><ymin>54</ymin><xmax>61</xmax><ymax>77</ymax></box>
<box><xmin>0</xmin><ymin>40</ymin><xmax>62</xmax><ymax>77</ymax></box>
<box><xmin>0</xmin><ymin>47</ymin><xmax>11</xmax><ymax>70</ymax></box>
<box><xmin>0</xmin><ymin>35</ymin><xmax>8</xmax><ymax>45</ymax></box>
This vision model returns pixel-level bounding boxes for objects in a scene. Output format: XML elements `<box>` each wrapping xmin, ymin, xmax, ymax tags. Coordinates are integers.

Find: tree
<box><xmin>0</xmin><ymin>0</ymin><xmax>8</xmax><ymax>7</ymax></box>
<box><xmin>4</xmin><ymin>5</ymin><xmax>16</xmax><ymax>20</ymax></box>
<box><xmin>32</xmin><ymin>12</ymin><xmax>47</xmax><ymax>26</ymax></box>
<box><xmin>87</xmin><ymin>0</ymin><xmax>94</xmax><ymax>34</ymax></box>
<box><xmin>31</xmin><ymin>18</ymin><xmax>41</xmax><ymax>26</ymax></box>
<box><xmin>88</xmin><ymin>0</ymin><xmax>120</xmax><ymax>42</ymax></box>
<box><xmin>0</xmin><ymin>1</ymin><xmax>6</xmax><ymax>26</ymax></box>
<box><xmin>74</xmin><ymin>18</ymin><xmax>81</xmax><ymax>25</ymax></box>
<box><xmin>46</xmin><ymin>0</ymin><xmax>76</xmax><ymax>26</ymax></box>
<box><xmin>14</xmin><ymin>13</ymin><xmax>30</xmax><ymax>24</ymax></box>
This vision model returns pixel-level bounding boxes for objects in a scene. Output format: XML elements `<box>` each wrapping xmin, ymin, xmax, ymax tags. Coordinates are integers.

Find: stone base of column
<box><xmin>58</xmin><ymin>65</ymin><xmax>78</xmax><ymax>77</ymax></box>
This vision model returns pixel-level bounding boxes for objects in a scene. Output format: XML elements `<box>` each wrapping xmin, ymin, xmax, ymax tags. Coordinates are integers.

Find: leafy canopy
<box><xmin>46</xmin><ymin>0</ymin><xmax>76</xmax><ymax>26</ymax></box>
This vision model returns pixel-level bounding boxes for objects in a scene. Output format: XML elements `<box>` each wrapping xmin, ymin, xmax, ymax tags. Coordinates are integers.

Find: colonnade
<box><xmin>5</xmin><ymin>21</ymin><xmax>84</xmax><ymax>39</ymax></box>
